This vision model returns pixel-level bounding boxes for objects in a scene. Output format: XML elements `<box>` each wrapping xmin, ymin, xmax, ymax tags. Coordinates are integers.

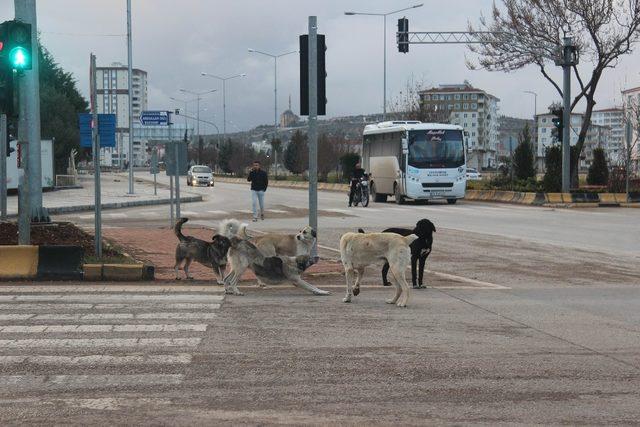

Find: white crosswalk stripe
<box><xmin>0</xmin><ymin>285</ymin><xmax>223</xmax><ymax>393</ymax></box>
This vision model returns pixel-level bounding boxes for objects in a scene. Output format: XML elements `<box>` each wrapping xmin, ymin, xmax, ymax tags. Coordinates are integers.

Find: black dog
<box><xmin>358</xmin><ymin>218</ymin><xmax>436</xmax><ymax>289</ymax></box>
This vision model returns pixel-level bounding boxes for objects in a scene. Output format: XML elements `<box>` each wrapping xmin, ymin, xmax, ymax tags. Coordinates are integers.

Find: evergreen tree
<box><xmin>217</xmin><ymin>139</ymin><xmax>234</xmax><ymax>173</ymax></box>
<box><xmin>38</xmin><ymin>45</ymin><xmax>89</xmax><ymax>173</ymax></box>
<box><xmin>284</xmin><ymin>130</ymin><xmax>308</xmax><ymax>174</ymax></box>
<box><xmin>587</xmin><ymin>147</ymin><xmax>609</xmax><ymax>185</ymax></box>
<box><xmin>512</xmin><ymin>123</ymin><xmax>536</xmax><ymax>180</ymax></box>
<box><xmin>542</xmin><ymin>145</ymin><xmax>562</xmax><ymax>192</ymax></box>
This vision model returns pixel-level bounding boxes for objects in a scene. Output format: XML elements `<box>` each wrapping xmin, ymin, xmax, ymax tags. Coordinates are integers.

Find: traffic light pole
<box><xmin>15</xmin><ymin>0</ymin><xmax>45</xmax><ymax>222</ymax></box>
<box><xmin>0</xmin><ymin>114</ymin><xmax>7</xmax><ymax>220</ymax></box>
<box><xmin>561</xmin><ymin>36</ymin><xmax>573</xmax><ymax>193</ymax></box>
<box><xmin>308</xmin><ymin>16</ymin><xmax>318</xmax><ymax>260</ymax></box>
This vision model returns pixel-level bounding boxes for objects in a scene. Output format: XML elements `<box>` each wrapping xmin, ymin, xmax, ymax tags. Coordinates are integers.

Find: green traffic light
<box><xmin>9</xmin><ymin>46</ymin><xmax>29</xmax><ymax>69</ymax></box>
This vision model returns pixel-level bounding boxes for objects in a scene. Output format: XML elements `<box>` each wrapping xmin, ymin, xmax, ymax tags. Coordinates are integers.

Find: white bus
<box><xmin>362</xmin><ymin>121</ymin><xmax>466</xmax><ymax>204</ymax></box>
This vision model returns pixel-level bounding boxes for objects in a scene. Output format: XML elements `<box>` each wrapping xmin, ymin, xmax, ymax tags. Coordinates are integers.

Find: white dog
<box><xmin>340</xmin><ymin>232</ymin><xmax>417</xmax><ymax>307</ymax></box>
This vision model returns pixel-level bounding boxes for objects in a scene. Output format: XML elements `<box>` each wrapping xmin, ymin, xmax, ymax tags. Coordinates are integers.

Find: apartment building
<box><xmin>419</xmin><ymin>82</ymin><xmax>500</xmax><ymax>170</ymax></box>
<box><xmin>591</xmin><ymin>107</ymin><xmax>624</xmax><ymax>162</ymax></box>
<box><xmin>95</xmin><ymin>62</ymin><xmax>148</xmax><ymax>167</ymax></box>
<box><xmin>622</xmin><ymin>86</ymin><xmax>640</xmax><ymax>174</ymax></box>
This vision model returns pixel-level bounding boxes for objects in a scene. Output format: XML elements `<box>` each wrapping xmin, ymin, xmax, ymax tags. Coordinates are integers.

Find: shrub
<box><xmin>513</xmin><ymin>124</ymin><xmax>536</xmax><ymax>180</ymax></box>
<box><xmin>587</xmin><ymin>147</ymin><xmax>609</xmax><ymax>185</ymax></box>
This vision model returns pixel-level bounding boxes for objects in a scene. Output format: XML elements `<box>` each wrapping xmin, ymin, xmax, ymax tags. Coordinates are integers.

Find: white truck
<box><xmin>5</xmin><ymin>139</ymin><xmax>55</xmax><ymax>190</ymax></box>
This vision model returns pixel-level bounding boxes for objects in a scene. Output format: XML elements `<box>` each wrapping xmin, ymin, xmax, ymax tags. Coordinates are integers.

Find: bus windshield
<box><xmin>408</xmin><ymin>129</ymin><xmax>465</xmax><ymax>169</ymax></box>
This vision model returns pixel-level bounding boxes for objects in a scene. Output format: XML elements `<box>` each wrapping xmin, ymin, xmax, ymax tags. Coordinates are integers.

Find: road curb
<box><xmin>4</xmin><ymin>195</ymin><xmax>203</xmax><ymax>218</ymax></box>
<box><xmin>0</xmin><ymin>245</ymin><xmax>83</xmax><ymax>280</ymax></box>
<box><xmin>465</xmin><ymin>189</ymin><xmax>639</xmax><ymax>207</ymax></box>
<box><xmin>82</xmin><ymin>263</ymin><xmax>155</xmax><ymax>281</ymax></box>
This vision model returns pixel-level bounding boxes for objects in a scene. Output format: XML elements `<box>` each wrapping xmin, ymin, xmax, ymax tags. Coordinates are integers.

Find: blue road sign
<box><xmin>140</xmin><ymin>110</ymin><xmax>171</xmax><ymax>126</ymax></box>
<box><xmin>79</xmin><ymin>113</ymin><xmax>116</xmax><ymax>148</ymax></box>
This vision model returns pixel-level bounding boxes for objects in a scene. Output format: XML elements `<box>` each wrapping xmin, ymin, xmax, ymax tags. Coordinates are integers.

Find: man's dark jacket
<box><xmin>248</xmin><ymin>169</ymin><xmax>269</xmax><ymax>191</ymax></box>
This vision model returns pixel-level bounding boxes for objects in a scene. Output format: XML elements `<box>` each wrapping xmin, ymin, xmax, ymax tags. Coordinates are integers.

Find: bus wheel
<box><xmin>394</xmin><ymin>184</ymin><xmax>405</xmax><ymax>205</ymax></box>
<box><xmin>371</xmin><ymin>183</ymin><xmax>387</xmax><ymax>203</ymax></box>
<box><xmin>447</xmin><ymin>198</ymin><xmax>457</xmax><ymax>205</ymax></box>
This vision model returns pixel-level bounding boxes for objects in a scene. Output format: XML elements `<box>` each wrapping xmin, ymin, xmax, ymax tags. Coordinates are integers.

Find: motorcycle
<box><xmin>351</xmin><ymin>174</ymin><xmax>370</xmax><ymax>207</ymax></box>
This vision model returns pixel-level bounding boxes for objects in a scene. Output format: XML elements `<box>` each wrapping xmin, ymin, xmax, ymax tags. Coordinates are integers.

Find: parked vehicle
<box><xmin>187</xmin><ymin>165</ymin><xmax>214</xmax><ymax>187</ymax></box>
<box><xmin>465</xmin><ymin>168</ymin><xmax>482</xmax><ymax>181</ymax></box>
<box><xmin>350</xmin><ymin>174</ymin><xmax>370</xmax><ymax>207</ymax></box>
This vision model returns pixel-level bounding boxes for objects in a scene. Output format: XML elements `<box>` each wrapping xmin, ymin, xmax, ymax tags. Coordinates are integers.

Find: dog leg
<box><xmin>392</xmin><ymin>266</ymin><xmax>411</xmax><ymax>308</ymax></box>
<box><xmin>223</xmin><ymin>271</ymin><xmax>244</xmax><ymax>296</ymax></box>
<box><xmin>293</xmin><ymin>278</ymin><xmax>330</xmax><ymax>296</ymax></box>
<box><xmin>417</xmin><ymin>255</ymin><xmax>427</xmax><ymax>289</ymax></box>
<box><xmin>343</xmin><ymin>268</ymin><xmax>355</xmax><ymax>303</ymax></box>
<box><xmin>214</xmin><ymin>265</ymin><xmax>225</xmax><ymax>286</ymax></box>
<box><xmin>411</xmin><ymin>255</ymin><xmax>419</xmax><ymax>288</ymax></box>
<box><xmin>381</xmin><ymin>262</ymin><xmax>392</xmax><ymax>286</ymax></box>
<box><xmin>183</xmin><ymin>259</ymin><xmax>193</xmax><ymax>280</ymax></box>
<box><xmin>385</xmin><ymin>269</ymin><xmax>402</xmax><ymax>304</ymax></box>
<box><xmin>352</xmin><ymin>267</ymin><xmax>365</xmax><ymax>296</ymax></box>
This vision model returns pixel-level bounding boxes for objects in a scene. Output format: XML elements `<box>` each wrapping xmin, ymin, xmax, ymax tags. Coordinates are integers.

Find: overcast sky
<box><xmin>3</xmin><ymin>0</ymin><xmax>640</xmax><ymax>133</ymax></box>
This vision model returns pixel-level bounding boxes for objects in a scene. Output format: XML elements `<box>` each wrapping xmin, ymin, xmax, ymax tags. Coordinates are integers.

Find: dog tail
<box><xmin>174</xmin><ymin>217</ymin><xmax>189</xmax><ymax>242</ymax></box>
<box><xmin>219</xmin><ymin>219</ymin><xmax>249</xmax><ymax>239</ymax></box>
<box><xmin>404</xmin><ymin>234</ymin><xmax>419</xmax><ymax>245</ymax></box>
<box><xmin>357</xmin><ymin>228</ymin><xmax>365</xmax><ymax>233</ymax></box>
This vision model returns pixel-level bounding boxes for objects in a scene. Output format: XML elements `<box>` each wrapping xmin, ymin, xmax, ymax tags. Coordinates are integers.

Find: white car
<box><xmin>187</xmin><ymin>165</ymin><xmax>214</xmax><ymax>187</ymax></box>
<box><xmin>465</xmin><ymin>168</ymin><xmax>482</xmax><ymax>181</ymax></box>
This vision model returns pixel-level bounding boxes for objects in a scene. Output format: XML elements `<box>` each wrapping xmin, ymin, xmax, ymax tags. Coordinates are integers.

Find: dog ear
<box><xmin>311</xmin><ymin>229</ymin><xmax>317</xmax><ymax>238</ymax></box>
<box><xmin>358</xmin><ymin>228</ymin><xmax>365</xmax><ymax>233</ymax></box>
<box><xmin>430</xmin><ymin>221</ymin><xmax>436</xmax><ymax>233</ymax></box>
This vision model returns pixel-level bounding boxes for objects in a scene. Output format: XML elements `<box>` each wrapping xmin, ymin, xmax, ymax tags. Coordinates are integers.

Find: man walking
<box><xmin>247</xmin><ymin>160</ymin><xmax>268</xmax><ymax>222</ymax></box>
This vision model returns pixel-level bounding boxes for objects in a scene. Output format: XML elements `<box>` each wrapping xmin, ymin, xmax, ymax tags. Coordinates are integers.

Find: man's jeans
<box><xmin>251</xmin><ymin>190</ymin><xmax>265</xmax><ymax>219</ymax></box>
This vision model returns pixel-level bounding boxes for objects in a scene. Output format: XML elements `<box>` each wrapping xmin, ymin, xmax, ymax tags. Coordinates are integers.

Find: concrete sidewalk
<box><xmin>103</xmin><ymin>225</ymin><xmax>343</xmax><ymax>281</ymax></box>
<box><xmin>5</xmin><ymin>173</ymin><xmax>202</xmax><ymax>217</ymax></box>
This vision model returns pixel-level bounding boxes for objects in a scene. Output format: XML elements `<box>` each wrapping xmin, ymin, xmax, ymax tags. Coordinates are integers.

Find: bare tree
<box><xmin>469</xmin><ymin>0</ymin><xmax>640</xmax><ymax>187</ymax></box>
<box><xmin>621</xmin><ymin>96</ymin><xmax>640</xmax><ymax>197</ymax></box>
<box><xmin>388</xmin><ymin>76</ymin><xmax>451</xmax><ymax>123</ymax></box>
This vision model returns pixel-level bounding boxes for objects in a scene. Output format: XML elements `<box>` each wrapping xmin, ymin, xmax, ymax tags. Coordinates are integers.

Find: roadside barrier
<box><xmin>0</xmin><ymin>245</ymin><xmax>154</xmax><ymax>281</ymax></box>
<box><xmin>466</xmin><ymin>190</ymin><xmax>639</xmax><ymax>207</ymax></box>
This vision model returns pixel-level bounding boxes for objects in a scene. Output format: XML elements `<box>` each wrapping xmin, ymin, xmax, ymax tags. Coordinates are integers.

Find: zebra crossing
<box><xmin>0</xmin><ymin>285</ymin><xmax>223</xmax><ymax>394</ymax></box>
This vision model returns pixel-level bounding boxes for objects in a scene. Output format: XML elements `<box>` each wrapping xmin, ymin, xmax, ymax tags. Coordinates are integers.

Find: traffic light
<box><xmin>551</xmin><ymin>108</ymin><xmax>563</xmax><ymax>143</ymax></box>
<box><xmin>398</xmin><ymin>18</ymin><xmax>409</xmax><ymax>53</ymax></box>
<box><xmin>0</xmin><ymin>20</ymin><xmax>33</xmax><ymax>71</ymax></box>
<box><xmin>0</xmin><ymin>68</ymin><xmax>14</xmax><ymax>116</ymax></box>
<box><xmin>299</xmin><ymin>34</ymin><xmax>327</xmax><ymax>116</ymax></box>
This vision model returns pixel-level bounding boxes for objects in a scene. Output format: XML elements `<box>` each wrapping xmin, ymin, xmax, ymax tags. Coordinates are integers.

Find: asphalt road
<box><xmin>9</xmin><ymin>173</ymin><xmax>633</xmax><ymax>424</ymax></box>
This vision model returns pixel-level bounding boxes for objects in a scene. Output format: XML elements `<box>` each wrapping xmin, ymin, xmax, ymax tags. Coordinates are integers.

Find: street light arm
<box><xmin>385</xmin><ymin>3</ymin><xmax>424</xmax><ymax>15</ymax></box>
<box><xmin>248</xmin><ymin>49</ymin><xmax>276</xmax><ymax>58</ymax></box>
<box><xmin>276</xmin><ymin>50</ymin><xmax>298</xmax><ymax>58</ymax></box>
<box><xmin>345</xmin><ymin>3</ymin><xmax>423</xmax><ymax>17</ymax></box>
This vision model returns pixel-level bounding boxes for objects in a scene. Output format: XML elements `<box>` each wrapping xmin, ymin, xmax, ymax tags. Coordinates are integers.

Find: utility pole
<box><xmin>555</xmin><ymin>35</ymin><xmax>578</xmax><ymax>192</ymax></box>
<box><xmin>308</xmin><ymin>16</ymin><xmax>318</xmax><ymax>259</ymax></box>
<box><xmin>625</xmin><ymin>118</ymin><xmax>632</xmax><ymax>203</ymax></box>
<box><xmin>90</xmin><ymin>54</ymin><xmax>102</xmax><ymax>258</ymax></box>
<box><xmin>0</xmin><ymin>115</ymin><xmax>7</xmax><ymax>220</ymax></box>
<box><xmin>16</xmin><ymin>74</ymin><xmax>29</xmax><ymax>244</ymax></box>
<box><xmin>126</xmin><ymin>0</ymin><xmax>134</xmax><ymax>194</ymax></box>
<box><xmin>14</xmin><ymin>0</ymin><xmax>45</xmax><ymax>222</ymax></box>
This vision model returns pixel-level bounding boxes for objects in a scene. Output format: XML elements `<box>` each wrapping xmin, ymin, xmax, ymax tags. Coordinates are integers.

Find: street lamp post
<box><xmin>345</xmin><ymin>3</ymin><xmax>423</xmax><ymax>121</ymax></box>
<box><xmin>248</xmin><ymin>48</ymin><xmax>297</xmax><ymax>178</ymax></box>
<box><xmin>200</xmin><ymin>72</ymin><xmax>246</xmax><ymax>145</ymax></box>
<box><xmin>523</xmin><ymin>90</ymin><xmax>537</xmax><ymax>120</ymax></box>
<box><xmin>179</xmin><ymin>88</ymin><xmax>217</xmax><ymax>163</ymax></box>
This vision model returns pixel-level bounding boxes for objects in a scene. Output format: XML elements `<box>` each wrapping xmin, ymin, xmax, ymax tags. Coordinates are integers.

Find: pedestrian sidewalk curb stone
<box><xmin>4</xmin><ymin>195</ymin><xmax>203</xmax><ymax>218</ymax></box>
<box><xmin>465</xmin><ymin>189</ymin><xmax>638</xmax><ymax>208</ymax></box>
<box><xmin>83</xmin><ymin>263</ymin><xmax>154</xmax><ymax>281</ymax></box>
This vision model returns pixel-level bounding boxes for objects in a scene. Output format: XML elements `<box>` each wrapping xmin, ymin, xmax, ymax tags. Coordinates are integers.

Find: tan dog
<box><xmin>252</xmin><ymin>226</ymin><xmax>316</xmax><ymax>257</ymax></box>
<box><xmin>340</xmin><ymin>232</ymin><xmax>417</xmax><ymax>307</ymax></box>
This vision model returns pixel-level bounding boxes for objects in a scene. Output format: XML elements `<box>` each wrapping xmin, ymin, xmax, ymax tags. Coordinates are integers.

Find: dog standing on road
<box><xmin>251</xmin><ymin>226</ymin><xmax>316</xmax><ymax>257</ymax></box>
<box><xmin>359</xmin><ymin>219</ymin><xmax>436</xmax><ymax>289</ymax></box>
<box><xmin>173</xmin><ymin>218</ymin><xmax>231</xmax><ymax>282</ymax></box>
<box><xmin>340</xmin><ymin>231</ymin><xmax>417</xmax><ymax>307</ymax></box>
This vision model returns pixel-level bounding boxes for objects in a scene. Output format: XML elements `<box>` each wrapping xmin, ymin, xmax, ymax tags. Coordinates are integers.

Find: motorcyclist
<box><xmin>348</xmin><ymin>162</ymin><xmax>366</xmax><ymax>207</ymax></box>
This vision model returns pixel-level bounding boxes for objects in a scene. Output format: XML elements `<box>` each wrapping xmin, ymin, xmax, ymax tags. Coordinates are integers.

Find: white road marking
<box><xmin>77</xmin><ymin>214</ymin><xmax>93</xmax><ymax>219</ymax></box>
<box><xmin>104</xmin><ymin>213</ymin><xmax>127</xmax><ymax>218</ymax></box>
<box><xmin>267</xmin><ymin>209</ymin><xmax>288</xmax><ymax>213</ymax></box>
<box><xmin>207</xmin><ymin>210</ymin><xmax>229</xmax><ymax>215</ymax></box>
<box><xmin>0</xmin><ymin>294</ymin><xmax>225</xmax><ymax>302</ymax></box>
<box><xmin>180</xmin><ymin>210</ymin><xmax>199</xmax><ymax>216</ymax></box>
<box><xmin>0</xmin><ymin>337</ymin><xmax>201</xmax><ymax>348</ymax></box>
<box><xmin>0</xmin><ymin>285</ymin><xmax>225</xmax><ymax>293</ymax></box>
<box><xmin>323</xmin><ymin>208</ymin><xmax>351</xmax><ymax>214</ymax></box>
<box><xmin>0</xmin><ymin>324</ymin><xmax>208</xmax><ymax>333</ymax></box>
<box><xmin>315</xmin><ymin>243</ymin><xmax>509</xmax><ymax>290</ymax></box>
<box><xmin>0</xmin><ymin>354</ymin><xmax>192</xmax><ymax>365</ymax></box>
<box><xmin>0</xmin><ymin>302</ymin><xmax>222</xmax><ymax>310</ymax></box>
<box><xmin>22</xmin><ymin>312</ymin><xmax>217</xmax><ymax>321</ymax></box>
<box><xmin>0</xmin><ymin>374</ymin><xmax>184</xmax><ymax>391</ymax></box>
